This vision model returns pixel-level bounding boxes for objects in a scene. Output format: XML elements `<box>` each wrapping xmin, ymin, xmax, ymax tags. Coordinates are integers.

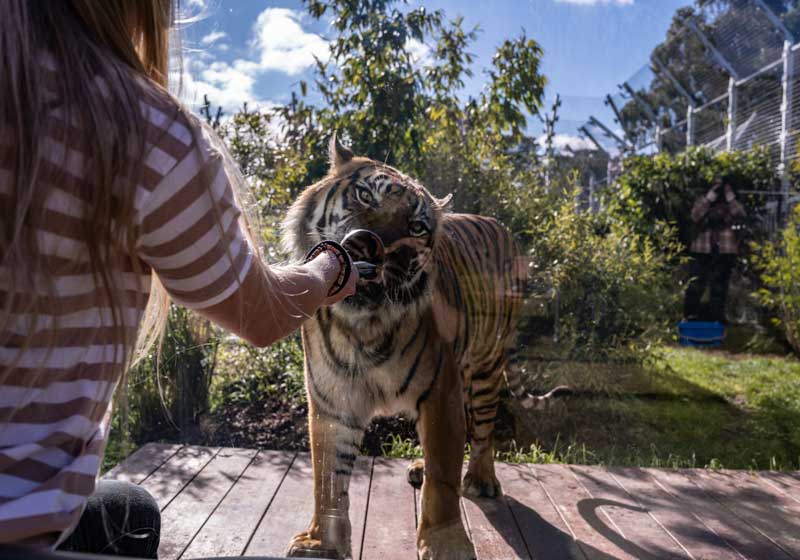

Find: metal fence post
<box><xmin>726</xmin><ymin>77</ymin><xmax>737</xmax><ymax>151</ymax></box>
<box><xmin>605</xmin><ymin>94</ymin><xmax>638</xmax><ymax>150</ymax></box>
<box><xmin>780</xmin><ymin>40</ymin><xmax>794</xmax><ymax>192</ymax></box>
<box><xmin>655</xmin><ymin>122</ymin><xmax>662</xmax><ymax>152</ymax></box>
<box><xmin>578</xmin><ymin>126</ymin><xmax>608</xmax><ymax>155</ymax></box>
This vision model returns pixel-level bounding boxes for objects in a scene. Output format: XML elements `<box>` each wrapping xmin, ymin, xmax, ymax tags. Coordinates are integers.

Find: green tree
<box><xmin>299</xmin><ymin>0</ymin><xmax>547</xmax><ymax>218</ymax></box>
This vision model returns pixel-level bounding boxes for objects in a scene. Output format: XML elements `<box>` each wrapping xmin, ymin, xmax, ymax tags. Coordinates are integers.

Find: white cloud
<box><xmin>251</xmin><ymin>8</ymin><xmax>330</xmax><ymax>75</ymax></box>
<box><xmin>182</xmin><ymin>8</ymin><xmax>329</xmax><ymax>111</ymax></box>
<box><xmin>555</xmin><ymin>0</ymin><xmax>633</xmax><ymax>5</ymax></box>
<box><xmin>201</xmin><ymin>30</ymin><xmax>227</xmax><ymax>45</ymax></box>
<box><xmin>407</xmin><ymin>38</ymin><xmax>432</xmax><ymax>68</ymax></box>
<box><xmin>538</xmin><ymin>133</ymin><xmax>598</xmax><ymax>152</ymax></box>
<box><xmin>180</xmin><ymin>55</ymin><xmax>274</xmax><ymax>112</ymax></box>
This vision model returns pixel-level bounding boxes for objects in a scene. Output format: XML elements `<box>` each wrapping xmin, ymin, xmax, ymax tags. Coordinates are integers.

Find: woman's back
<box><xmin>0</xmin><ymin>1</ymin><xmax>354</xmax><ymax>550</ymax></box>
<box><xmin>0</xmin><ymin>44</ymin><xmax>252</xmax><ymax>547</ymax></box>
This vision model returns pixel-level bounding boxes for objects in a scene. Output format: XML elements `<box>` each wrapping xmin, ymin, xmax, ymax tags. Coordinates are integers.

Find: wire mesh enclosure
<box><xmin>577</xmin><ymin>0</ymin><xmax>800</xmax><ymax>229</ymax></box>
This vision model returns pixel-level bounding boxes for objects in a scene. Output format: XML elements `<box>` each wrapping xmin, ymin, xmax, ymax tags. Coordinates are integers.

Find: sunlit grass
<box><xmin>380</xmin><ymin>346</ymin><xmax>800</xmax><ymax>471</ymax></box>
<box><xmin>380</xmin><ymin>434</ymin><xmax>423</xmax><ymax>459</ymax></box>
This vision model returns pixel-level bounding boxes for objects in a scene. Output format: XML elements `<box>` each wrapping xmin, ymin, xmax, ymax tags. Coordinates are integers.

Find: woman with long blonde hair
<box><xmin>0</xmin><ymin>1</ymin><xmax>356</xmax><ymax>555</ymax></box>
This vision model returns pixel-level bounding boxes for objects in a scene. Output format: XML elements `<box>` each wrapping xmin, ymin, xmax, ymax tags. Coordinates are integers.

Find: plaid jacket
<box><xmin>689</xmin><ymin>190</ymin><xmax>746</xmax><ymax>254</ymax></box>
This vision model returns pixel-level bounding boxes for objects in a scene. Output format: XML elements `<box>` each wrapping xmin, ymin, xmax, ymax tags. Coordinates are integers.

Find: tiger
<box><xmin>281</xmin><ymin>135</ymin><xmax>548</xmax><ymax>560</ymax></box>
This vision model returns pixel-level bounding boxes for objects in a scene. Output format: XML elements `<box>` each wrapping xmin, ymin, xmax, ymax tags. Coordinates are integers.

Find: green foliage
<box><xmin>213</xmin><ymin>0</ymin><xmax>548</xmax><ymax>221</ymax></box>
<box><xmin>497</xmin><ymin>439</ymin><xmax>596</xmax><ymax>465</ymax></box>
<box><xmin>380</xmin><ymin>434</ymin><xmax>423</xmax><ymax>459</ymax></box>
<box><xmin>751</xmin><ymin>204</ymin><xmax>800</xmax><ymax>356</ymax></box>
<box><xmin>607</xmin><ymin>146</ymin><xmax>777</xmax><ymax>252</ymax></box>
<box><xmin>105</xmin><ymin>305</ymin><xmax>220</xmax><ymax>469</ymax></box>
<box><xmin>211</xmin><ymin>335</ymin><xmax>306</xmax><ymax>408</ymax></box>
<box><xmin>518</xmin><ymin>177</ymin><xmax>681</xmax><ymax>357</ymax></box>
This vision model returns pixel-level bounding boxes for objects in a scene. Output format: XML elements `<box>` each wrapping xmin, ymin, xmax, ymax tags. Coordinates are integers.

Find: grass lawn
<box><xmin>106</xmin><ymin>341</ymin><xmax>800</xmax><ymax>473</ymax></box>
<box><xmin>492</xmin><ymin>345</ymin><xmax>800</xmax><ymax>470</ymax></box>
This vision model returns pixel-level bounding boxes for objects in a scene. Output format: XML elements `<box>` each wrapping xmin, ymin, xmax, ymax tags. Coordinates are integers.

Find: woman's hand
<box><xmin>724</xmin><ymin>183</ymin><xmax>735</xmax><ymax>202</ymax></box>
<box><xmin>307</xmin><ymin>250</ymin><xmax>359</xmax><ymax>305</ymax></box>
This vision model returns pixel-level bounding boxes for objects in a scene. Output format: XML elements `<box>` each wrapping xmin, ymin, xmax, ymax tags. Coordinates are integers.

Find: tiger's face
<box><xmin>283</xmin><ymin>137</ymin><xmax>448</xmax><ymax>317</ymax></box>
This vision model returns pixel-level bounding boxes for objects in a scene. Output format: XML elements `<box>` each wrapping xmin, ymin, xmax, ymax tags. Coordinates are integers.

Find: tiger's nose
<box><xmin>341</xmin><ymin>229</ymin><xmax>385</xmax><ymax>261</ymax></box>
<box><xmin>341</xmin><ymin>229</ymin><xmax>385</xmax><ymax>282</ymax></box>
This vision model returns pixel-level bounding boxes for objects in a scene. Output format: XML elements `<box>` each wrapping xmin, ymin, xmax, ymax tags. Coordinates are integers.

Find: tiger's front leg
<box><xmin>416</xmin><ymin>349</ymin><xmax>476</xmax><ymax>560</ymax></box>
<box><xmin>287</xmin><ymin>396</ymin><xmax>365</xmax><ymax>559</ymax></box>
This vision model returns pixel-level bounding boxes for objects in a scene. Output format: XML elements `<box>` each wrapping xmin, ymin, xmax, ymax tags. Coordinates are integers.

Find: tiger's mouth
<box><xmin>338</xmin><ymin>229</ymin><xmax>429</xmax><ymax>310</ymax></box>
<box><xmin>343</xmin><ymin>281</ymin><xmax>386</xmax><ymax>309</ymax></box>
<box><xmin>340</xmin><ymin>261</ymin><xmax>429</xmax><ymax>311</ymax></box>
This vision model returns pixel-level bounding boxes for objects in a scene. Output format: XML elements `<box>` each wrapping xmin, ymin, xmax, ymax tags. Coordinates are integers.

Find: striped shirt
<box><xmin>0</xmin><ymin>75</ymin><xmax>252</xmax><ymax>544</ymax></box>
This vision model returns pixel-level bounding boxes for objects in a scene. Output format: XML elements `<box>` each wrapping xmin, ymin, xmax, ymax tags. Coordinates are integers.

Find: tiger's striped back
<box><xmin>432</xmin><ymin>214</ymin><xmax>527</xmax><ymax>435</ymax></box>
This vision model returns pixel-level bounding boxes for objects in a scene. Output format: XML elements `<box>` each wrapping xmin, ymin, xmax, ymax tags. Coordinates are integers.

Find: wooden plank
<box><xmin>569</xmin><ymin>465</ymin><xmax>688</xmax><ymax>559</ymax></box>
<box><xmin>495</xmin><ymin>462</ymin><xmax>584</xmax><ymax>560</ymax></box>
<box><xmin>757</xmin><ymin>471</ymin><xmax>800</xmax><ymax>504</ymax></box>
<box><xmin>103</xmin><ymin>443</ymin><xmax>183</xmax><ymax>484</ymax></box>
<box><xmin>181</xmin><ymin>450</ymin><xmax>295</xmax><ymax>558</ymax></box>
<box><xmin>157</xmin><ymin>448</ymin><xmax>255</xmax><ymax>560</ymax></box>
<box><xmin>461</xmin><ymin>492</ymin><xmax>530</xmax><ymax>559</ymax></box>
<box><xmin>245</xmin><ymin>453</ymin><xmax>314</xmax><ymax>557</ymax></box>
<box><xmin>361</xmin><ymin>458</ymin><xmax>417</xmax><ymax>560</ymax></box>
<box><xmin>609</xmin><ymin>468</ymin><xmax>743</xmax><ymax>560</ymax></box>
<box><xmin>648</xmin><ymin>468</ymin><xmax>793</xmax><ymax>560</ymax></box>
<box><xmin>349</xmin><ymin>456</ymin><xmax>374</xmax><ymax>560</ymax></box>
<box><xmin>689</xmin><ymin>469</ymin><xmax>800</xmax><ymax>557</ymax></box>
<box><xmin>245</xmin><ymin>453</ymin><xmax>373</xmax><ymax>558</ymax></box>
<box><xmin>530</xmin><ymin>464</ymin><xmax>638</xmax><ymax>560</ymax></box>
<box><xmin>139</xmin><ymin>445</ymin><xmax>220</xmax><ymax>511</ymax></box>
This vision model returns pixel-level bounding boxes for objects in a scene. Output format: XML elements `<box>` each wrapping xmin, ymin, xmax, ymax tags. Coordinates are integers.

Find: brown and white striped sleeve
<box><xmin>135</xmin><ymin>107</ymin><xmax>253</xmax><ymax>309</ymax></box>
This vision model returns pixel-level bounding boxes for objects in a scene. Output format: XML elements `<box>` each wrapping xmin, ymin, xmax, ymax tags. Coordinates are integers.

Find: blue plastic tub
<box><xmin>678</xmin><ymin>321</ymin><xmax>726</xmax><ymax>347</ymax></box>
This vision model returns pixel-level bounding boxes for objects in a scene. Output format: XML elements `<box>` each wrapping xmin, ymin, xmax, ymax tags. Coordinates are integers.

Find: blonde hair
<box><xmin>0</xmin><ymin>0</ymin><xmax>295</xmax><ymax>408</ymax></box>
<box><xmin>0</xmin><ymin>1</ymin><xmax>180</xmax><ymax>401</ymax></box>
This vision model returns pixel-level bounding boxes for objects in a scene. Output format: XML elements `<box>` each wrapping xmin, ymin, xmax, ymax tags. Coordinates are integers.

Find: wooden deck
<box><xmin>104</xmin><ymin>443</ymin><xmax>800</xmax><ymax>559</ymax></box>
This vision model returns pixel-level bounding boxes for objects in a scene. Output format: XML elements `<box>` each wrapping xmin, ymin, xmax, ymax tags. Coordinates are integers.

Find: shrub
<box><xmin>751</xmin><ymin>204</ymin><xmax>800</xmax><ymax>356</ymax></box>
<box><xmin>211</xmin><ymin>335</ymin><xmax>305</xmax><ymax>409</ymax></box>
<box><xmin>607</xmin><ymin>146</ymin><xmax>777</xmax><ymax>252</ymax></box>
<box><xmin>520</xmin><ymin>178</ymin><xmax>682</xmax><ymax>358</ymax></box>
<box><xmin>124</xmin><ymin>306</ymin><xmax>219</xmax><ymax>438</ymax></box>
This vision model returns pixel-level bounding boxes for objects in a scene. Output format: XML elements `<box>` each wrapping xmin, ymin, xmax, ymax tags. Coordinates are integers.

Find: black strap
<box><xmin>303</xmin><ymin>240</ymin><xmax>353</xmax><ymax>297</ymax></box>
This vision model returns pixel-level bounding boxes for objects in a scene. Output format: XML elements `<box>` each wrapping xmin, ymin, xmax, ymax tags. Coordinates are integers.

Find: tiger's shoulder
<box><xmin>434</xmin><ymin>213</ymin><xmax>519</xmax><ymax>274</ymax></box>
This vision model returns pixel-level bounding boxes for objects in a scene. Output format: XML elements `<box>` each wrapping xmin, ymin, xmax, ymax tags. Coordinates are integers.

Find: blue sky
<box><xmin>181</xmin><ymin>0</ymin><xmax>692</xmax><ymax>149</ymax></box>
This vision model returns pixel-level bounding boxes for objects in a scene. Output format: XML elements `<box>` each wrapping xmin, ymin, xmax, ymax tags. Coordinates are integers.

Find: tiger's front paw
<box><xmin>462</xmin><ymin>471</ymin><xmax>502</xmax><ymax>499</ymax></box>
<box><xmin>287</xmin><ymin>530</ymin><xmax>349</xmax><ymax>559</ymax></box>
<box><xmin>418</xmin><ymin>521</ymin><xmax>476</xmax><ymax>560</ymax></box>
<box><xmin>407</xmin><ymin>458</ymin><xmax>425</xmax><ymax>489</ymax></box>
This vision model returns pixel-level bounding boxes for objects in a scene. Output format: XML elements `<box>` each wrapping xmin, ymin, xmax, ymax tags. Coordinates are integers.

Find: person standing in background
<box><xmin>683</xmin><ymin>176</ymin><xmax>746</xmax><ymax>323</ymax></box>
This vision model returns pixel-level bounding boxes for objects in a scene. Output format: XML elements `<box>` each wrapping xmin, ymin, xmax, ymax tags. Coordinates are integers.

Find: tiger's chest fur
<box><xmin>301</xmin><ymin>213</ymin><xmax>524</xmax><ymax>425</ymax></box>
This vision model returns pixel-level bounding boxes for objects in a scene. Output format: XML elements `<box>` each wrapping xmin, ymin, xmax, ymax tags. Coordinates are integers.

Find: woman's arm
<box><xmin>198</xmin><ymin>251</ymin><xmax>356</xmax><ymax>348</ymax></box>
<box><xmin>724</xmin><ymin>184</ymin><xmax>746</xmax><ymax>218</ymax></box>
<box><xmin>691</xmin><ymin>185</ymin><xmax>719</xmax><ymax>224</ymax></box>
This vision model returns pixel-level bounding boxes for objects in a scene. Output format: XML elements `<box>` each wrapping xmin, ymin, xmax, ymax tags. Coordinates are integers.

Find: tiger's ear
<box><xmin>435</xmin><ymin>193</ymin><xmax>454</xmax><ymax>212</ymax></box>
<box><xmin>328</xmin><ymin>132</ymin><xmax>354</xmax><ymax>172</ymax></box>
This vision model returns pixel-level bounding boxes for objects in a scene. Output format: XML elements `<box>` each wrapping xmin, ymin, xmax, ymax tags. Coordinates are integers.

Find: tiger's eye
<box><xmin>356</xmin><ymin>187</ymin><xmax>374</xmax><ymax>206</ymax></box>
<box><xmin>409</xmin><ymin>221</ymin><xmax>428</xmax><ymax>236</ymax></box>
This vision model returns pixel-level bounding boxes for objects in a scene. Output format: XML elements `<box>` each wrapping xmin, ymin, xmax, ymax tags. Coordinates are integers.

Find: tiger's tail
<box><xmin>504</xmin><ymin>354</ymin><xmax>572</xmax><ymax>411</ymax></box>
